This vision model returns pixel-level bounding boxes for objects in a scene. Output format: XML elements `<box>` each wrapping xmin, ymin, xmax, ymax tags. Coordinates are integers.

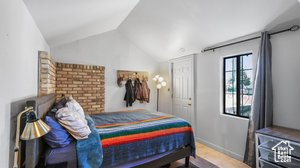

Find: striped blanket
<box><xmin>91</xmin><ymin>110</ymin><xmax>195</xmax><ymax>167</ymax></box>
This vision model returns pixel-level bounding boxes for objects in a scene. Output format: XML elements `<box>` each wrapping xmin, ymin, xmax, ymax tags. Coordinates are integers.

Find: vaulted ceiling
<box><xmin>24</xmin><ymin>0</ymin><xmax>299</xmax><ymax>61</ymax></box>
<box><xmin>118</xmin><ymin>0</ymin><xmax>298</xmax><ymax>61</ymax></box>
<box><xmin>24</xmin><ymin>0</ymin><xmax>139</xmax><ymax>47</ymax></box>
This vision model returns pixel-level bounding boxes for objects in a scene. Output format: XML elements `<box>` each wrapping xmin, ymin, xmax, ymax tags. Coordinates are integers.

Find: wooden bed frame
<box><xmin>22</xmin><ymin>94</ymin><xmax>192</xmax><ymax>168</ymax></box>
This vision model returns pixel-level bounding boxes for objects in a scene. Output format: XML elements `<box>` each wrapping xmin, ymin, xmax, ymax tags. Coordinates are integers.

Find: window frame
<box><xmin>223</xmin><ymin>53</ymin><xmax>252</xmax><ymax>119</ymax></box>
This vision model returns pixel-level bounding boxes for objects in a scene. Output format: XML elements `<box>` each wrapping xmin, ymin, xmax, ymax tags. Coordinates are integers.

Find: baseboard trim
<box><xmin>195</xmin><ymin>137</ymin><xmax>244</xmax><ymax>161</ymax></box>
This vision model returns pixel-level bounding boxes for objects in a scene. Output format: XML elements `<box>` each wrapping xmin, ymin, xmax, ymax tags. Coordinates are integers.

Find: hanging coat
<box><xmin>133</xmin><ymin>78</ymin><xmax>143</xmax><ymax>102</ymax></box>
<box><xmin>141</xmin><ymin>79</ymin><xmax>150</xmax><ymax>103</ymax></box>
<box><xmin>124</xmin><ymin>79</ymin><xmax>134</xmax><ymax>107</ymax></box>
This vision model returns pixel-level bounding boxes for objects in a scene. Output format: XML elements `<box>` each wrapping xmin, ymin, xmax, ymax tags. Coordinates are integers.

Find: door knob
<box><xmin>188</xmin><ymin>103</ymin><xmax>192</xmax><ymax>106</ymax></box>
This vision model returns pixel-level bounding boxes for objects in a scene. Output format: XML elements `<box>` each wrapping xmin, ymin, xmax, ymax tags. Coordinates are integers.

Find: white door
<box><xmin>171</xmin><ymin>55</ymin><xmax>194</xmax><ymax>124</ymax></box>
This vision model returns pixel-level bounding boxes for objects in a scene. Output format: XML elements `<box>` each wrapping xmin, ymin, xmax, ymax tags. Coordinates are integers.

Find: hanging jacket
<box><xmin>124</xmin><ymin>79</ymin><xmax>134</xmax><ymax>107</ymax></box>
<box><xmin>141</xmin><ymin>79</ymin><xmax>150</xmax><ymax>103</ymax></box>
<box><xmin>133</xmin><ymin>78</ymin><xmax>143</xmax><ymax>102</ymax></box>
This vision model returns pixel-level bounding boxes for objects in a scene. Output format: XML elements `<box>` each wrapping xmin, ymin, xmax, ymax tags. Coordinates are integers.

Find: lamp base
<box><xmin>157</xmin><ymin>89</ymin><xmax>159</xmax><ymax>111</ymax></box>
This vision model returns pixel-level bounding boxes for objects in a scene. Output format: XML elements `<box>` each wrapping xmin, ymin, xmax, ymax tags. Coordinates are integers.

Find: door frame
<box><xmin>168</xmin><ymin>54</ymin><xmax>195</xmax><ymax>128</ymax></box>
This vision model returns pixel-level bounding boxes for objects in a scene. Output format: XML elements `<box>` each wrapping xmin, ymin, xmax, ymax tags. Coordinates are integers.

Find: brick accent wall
<box><xmin>56</xmin><ymin>63</ymin><xmax>105</xmax><ymax>114</ymax></box>
<box><xmin>39</xmin><ymin>51</ymin><xmax>56</xmax><ymax>96</ymax></box>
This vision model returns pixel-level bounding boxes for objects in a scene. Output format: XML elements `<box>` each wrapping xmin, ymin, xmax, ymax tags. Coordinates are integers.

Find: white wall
<box><xmin>272</xmin><ymin>30</ymin><xmax>300</xmax><ymax>129</ymax></box>
<box><xmin>159</xmin><ymin>29</ymin><xmax>300</xmax><ymax>160</ymax></box>
<box><xmin>157</xmin><ymin>62</ymin><xmax>172</xmax><ymax>114</ymax></box>
<box><xmin>51</xmin><ymin>30</ymin><xmax>159</xmax><ymax>112</ymax></box>
<box><xmin>195</xmin><ymin>39</ymin><xmax>259</xmax><ymax>160</ymax></box>
<box><xmin>0</xmin><ymin>0</ymin><xmax>50</xmax><ymax>167</ymax></box>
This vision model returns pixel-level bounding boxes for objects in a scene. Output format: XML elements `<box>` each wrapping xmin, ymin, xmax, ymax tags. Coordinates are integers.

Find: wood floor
<box><xmin>196</xmin><ymin>142</ymin><xmax>250</xmax><ymax>168</ymax></box>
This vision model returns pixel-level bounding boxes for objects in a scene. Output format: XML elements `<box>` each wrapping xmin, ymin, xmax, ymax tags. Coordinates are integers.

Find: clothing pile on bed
<box><xmin>43</xmin><ymin>96</ymin><xmax>103</xmax><ymax>168</ymax></box>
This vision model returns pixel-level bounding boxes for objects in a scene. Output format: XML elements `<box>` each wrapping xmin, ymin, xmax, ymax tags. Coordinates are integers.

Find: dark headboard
<box><xmin>24</xmin><ymin>94</ymin><xmax>56</xmax><ymax>168</ymax></box>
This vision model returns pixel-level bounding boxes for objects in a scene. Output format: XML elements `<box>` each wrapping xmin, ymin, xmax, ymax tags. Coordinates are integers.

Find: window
<box><xmin>223</xmin><ymin>53</ymin><xmax>253</xmax><ymax>118</ymax></box>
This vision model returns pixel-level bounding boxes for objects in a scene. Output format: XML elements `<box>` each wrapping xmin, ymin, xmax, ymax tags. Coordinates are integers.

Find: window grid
<box><xmin>223</xmin><ymin>53</ymin><xmax>252</xmax><ymax>119</ymax></box>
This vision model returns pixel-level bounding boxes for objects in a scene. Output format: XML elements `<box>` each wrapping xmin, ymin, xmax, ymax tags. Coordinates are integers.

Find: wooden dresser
<box><xmin>256</xmin><ymin>126</ymin><xmax>300</xmax><ymax>168</ymax></box>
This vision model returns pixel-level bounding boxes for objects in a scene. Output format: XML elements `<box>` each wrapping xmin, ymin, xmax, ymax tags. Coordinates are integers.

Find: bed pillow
<box><xmin>56</xmin><ymin>107</ymin><xmax>91</xmax><ymax>140</ymax></box>
<box><xmin>66</xmin><ymin>96</ymin><xmax>85</xmax><ymax>117</ymax></box>
<box><xmin>43</xmin><ymin>116</ymin><xmax>73</xmax><ymax>148</ymax></box>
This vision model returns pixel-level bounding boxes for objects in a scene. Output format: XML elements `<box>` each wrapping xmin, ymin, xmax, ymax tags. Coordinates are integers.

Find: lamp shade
<box><xmin>20</xmin><ymin>112</ymin><xmax>50</xmax><ymax>140</ymax></box>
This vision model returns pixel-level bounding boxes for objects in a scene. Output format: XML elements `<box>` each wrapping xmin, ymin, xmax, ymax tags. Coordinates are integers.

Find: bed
<box><xmin>22</xmin><ymin>94</ymin><xmax>195</xmax><ymax>168</ymax></box>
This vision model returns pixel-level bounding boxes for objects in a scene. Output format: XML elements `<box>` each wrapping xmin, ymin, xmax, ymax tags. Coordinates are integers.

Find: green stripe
<box><xmin>100</xmin><ymin>121</ymin><xmax>191</xmax><ymax>140</ymax></box>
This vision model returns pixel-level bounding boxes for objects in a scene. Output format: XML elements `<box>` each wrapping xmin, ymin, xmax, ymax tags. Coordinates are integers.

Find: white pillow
<box><xmin>55</xmin><ymin>107</ymin><xmax>91</xmax><ymax>140</ymax></box>
<box><xmin>66</xmin><ymin>96</ymin><xmax>85</xmax><ymax>117</ymax></box>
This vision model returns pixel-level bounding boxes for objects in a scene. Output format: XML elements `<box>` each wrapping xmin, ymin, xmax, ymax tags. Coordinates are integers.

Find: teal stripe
<box><xmin>100</xmin><ymin>121</ymin><xmax>190</xmax><ymax>140</ymax></box>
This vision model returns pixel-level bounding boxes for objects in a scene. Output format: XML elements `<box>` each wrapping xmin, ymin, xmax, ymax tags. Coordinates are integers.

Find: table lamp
<box><xmin>13</xmin><ymin>106</ymin><xmax>51</xmax><ymax>168</ymax></box>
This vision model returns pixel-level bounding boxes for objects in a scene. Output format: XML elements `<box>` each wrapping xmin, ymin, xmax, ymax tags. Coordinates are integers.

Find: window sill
<box><xmin>220</xmin><ymin>113</ymin><xmax>249</xmax><ymax>121</ymax></box>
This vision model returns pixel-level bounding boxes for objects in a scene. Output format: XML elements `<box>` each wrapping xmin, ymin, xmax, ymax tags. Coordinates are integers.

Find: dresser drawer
<box><xmin>259</xmin><ymin>159</ymin><xmax>282</xmax><ymax>168</ymax></box>
<box><xmin>258</xmin><ymin>146</ymin><xmax>300</xmax><ymax>168</ymax></box>
<box><xmin>258</xmin><ymin>134</ymin><xmax>300</xmax><ymax>158</ymax></box>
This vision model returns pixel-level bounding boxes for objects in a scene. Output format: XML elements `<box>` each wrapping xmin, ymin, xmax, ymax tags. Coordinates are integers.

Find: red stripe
<box><xmin>102</xmin><ymin>127</ymin><xmax>192</xmax><ymax>148</ymax></box>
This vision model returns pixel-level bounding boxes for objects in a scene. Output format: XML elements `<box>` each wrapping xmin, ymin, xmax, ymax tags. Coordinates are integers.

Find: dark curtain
<box><xmin>244</xmin><ymin>32</ymin><xmax>273</xmax><ymax>167</ymax></box>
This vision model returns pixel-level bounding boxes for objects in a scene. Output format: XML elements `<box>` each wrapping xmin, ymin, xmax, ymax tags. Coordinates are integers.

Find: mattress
<box><xmin>45</xmin><ymin>143</ymin><xmax>176</xmax><ymax>168</ymax></box>
<box><xmin>92</xmin><ymin>110</ymin><xmax>195</xmax><ymax>167</ymax></box>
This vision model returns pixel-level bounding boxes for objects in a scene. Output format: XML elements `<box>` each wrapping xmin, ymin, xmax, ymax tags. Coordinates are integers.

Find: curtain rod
<box><xmin>201</xmin><ymin>25</ymin><xmax>300</xmax><ymax>53</ymax></box>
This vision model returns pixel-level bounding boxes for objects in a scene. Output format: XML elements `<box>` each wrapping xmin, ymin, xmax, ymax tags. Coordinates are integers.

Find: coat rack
<box><xmin>117</xmin><ymin>70</ymin><xmax>149</xmax><ymax>87</ymax></box>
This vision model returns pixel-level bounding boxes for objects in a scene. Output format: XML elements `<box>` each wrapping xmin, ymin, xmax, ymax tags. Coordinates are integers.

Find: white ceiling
<box><xmin>24</xmin><ymin>0</ymin><xmax>139</xmax><ymax>47</ymax></box>
<box><xmin>24</xmin><ymin>0</ymin><xmax>299</xmax><ymax>61</ymax></box>
<box><xmin>118</xmin><ymin>0</ymin><xmax>298</xmax><ymax>61</ymax></box>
